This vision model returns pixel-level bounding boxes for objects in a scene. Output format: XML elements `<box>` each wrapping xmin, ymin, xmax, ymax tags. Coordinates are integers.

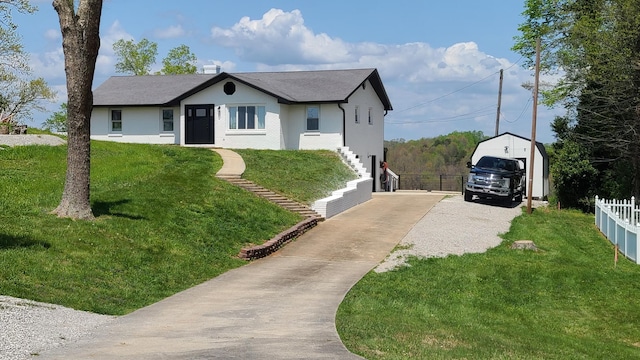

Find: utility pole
<box><xmin>527</xmin><ymin>38</ymin><xmax>541</xmax><ymax>215</ymax></box>
<box><xmin>495</xmin><ymin>68</ymin><xmax>503</xmax><ymax>136</ymax></box>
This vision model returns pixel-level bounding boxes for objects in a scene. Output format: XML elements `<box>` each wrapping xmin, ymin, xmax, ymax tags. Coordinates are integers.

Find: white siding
<box><xmin>288</xmin><ymin>104</ymin><xmax>343</xmax><ymax>150</ymax></box>
<box><xmin>181</xmin><ymin>81</ymin><xmax>282</xmax><ymax>149</ymax></box>
<box><xmin>342</xmin><ymin>80</ymin><xmax>385</xmax><ymax>191</ymax></box>
<box><xmin>90</xmin><ymin>107</ymin><xmax>179</xmax><ymax>144</ymax></box>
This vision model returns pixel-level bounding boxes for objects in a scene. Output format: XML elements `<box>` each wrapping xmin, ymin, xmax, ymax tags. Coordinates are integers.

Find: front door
<box><xmin>185</xmin><ymin>104</ymin><xmax>214</xmax><ymax>145</ymax></box>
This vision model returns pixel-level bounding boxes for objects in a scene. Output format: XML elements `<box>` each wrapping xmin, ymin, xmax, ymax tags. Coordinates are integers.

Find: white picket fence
<box><xmin>594</xmin><ymin>196</ymin><xmax>640</xmax><ymax>264</ymax></box>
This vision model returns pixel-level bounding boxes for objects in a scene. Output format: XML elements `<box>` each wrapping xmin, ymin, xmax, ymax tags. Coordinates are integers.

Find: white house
<box><xmin>90</xmin><ymin>68</ymin><xmax>393</xmax><ymax>192</ymax></box>
<box><xmin>471</xmin><ymin>132</ymin><xmax>549</xmax><ymax>199</ymax></box>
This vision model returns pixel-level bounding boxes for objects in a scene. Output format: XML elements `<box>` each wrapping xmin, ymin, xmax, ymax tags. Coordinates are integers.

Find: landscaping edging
<box><xmin>238</xmin><ymin>217</ymin><xmax>318</xmax><ymax>260</ymax></box>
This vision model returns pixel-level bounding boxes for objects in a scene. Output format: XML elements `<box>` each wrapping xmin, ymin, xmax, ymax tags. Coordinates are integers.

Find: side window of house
<box><xmin>307</xmin><ymin>106</ymin><xmax>319</xmax><ymax>131</ymax></box>
<box><xmin>228</xmin><ymin>106</ymin><xmax>266</xmax><ymax>130</ymax></box>
<box><xmin>368</xmin><ymin>107</ymin><xmax>373</xmax><ymax>125</ymax></box>
<box><xmin>111</xmin><ymin>110</ymin><xmax>122</xmax><ymax>132</ymax></box>
<box><xmin>355</xmin><ymin>106</ymin><xmax>360</xmax><ymax>124</ymax></box>
<box><xmin>162</xmin><ymin>109</ymin><xmax>174</xmax><ymax>132</ymax></box>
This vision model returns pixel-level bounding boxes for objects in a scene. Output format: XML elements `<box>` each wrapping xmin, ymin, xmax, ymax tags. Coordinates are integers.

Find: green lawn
<box><xmin>0</xmin><ymin>141</ymin><xmax>353</xmax><ymax>315</ymax></box>
<box><xmin>236</xmin><ymin>149</ymin><xmax>358</xmax><ymax>204</ymax></box>
<box><xmin>337</xmin><ymin>207</ymin><xmax>640</xmax><ymax>359</ymax></box>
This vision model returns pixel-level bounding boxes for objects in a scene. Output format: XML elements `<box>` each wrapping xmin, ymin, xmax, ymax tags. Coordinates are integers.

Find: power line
<box><xmin>393</xmin><ymin>72</ymin><xmax>499</xmax><ymax>114</ymax></box>
<box><xmin>501</xmin><ymin>97</ymin><xmax>532</xmax><ymax>123</ymax></box>
<box><xmin>385</xmin><ymin>105</ymin><xmax>495</xmax><ymax>124</ymax></box>
<box><xmin>392</xmin><ymin>56</ymin><xmax>525</xmax><ymax>114</ymax></box>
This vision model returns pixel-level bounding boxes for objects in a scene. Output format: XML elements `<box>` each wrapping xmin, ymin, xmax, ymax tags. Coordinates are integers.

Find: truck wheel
<box><xmin>464</xmin><ymin>190</ymin><xmax>472</xmax><ymax>202</ymax></box>
<box><xmin>515</xmin><ymin>193</ymin><xmax>523</xmax><ymax>203</ymax></box>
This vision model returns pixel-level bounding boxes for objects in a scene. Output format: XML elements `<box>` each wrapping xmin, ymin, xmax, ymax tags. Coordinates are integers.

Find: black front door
<box><xmin>185</xmin><ymin>104</ymin><xmax>214</xmax><ymax>144</ymax></box>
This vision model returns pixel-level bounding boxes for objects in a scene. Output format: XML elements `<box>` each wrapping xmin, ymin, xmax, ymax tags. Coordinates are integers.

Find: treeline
<box><xmin>515</xmin><ymin>1</ymin><xmax>640</xmax><ymax>210</ymax></box>
<box><xmin>384</xmin><ymin>131</ymin><xmax>487</xmax><ymax>190</ymax></box>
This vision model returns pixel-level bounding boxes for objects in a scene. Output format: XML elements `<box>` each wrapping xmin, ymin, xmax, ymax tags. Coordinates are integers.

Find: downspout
<box><xmin>338</xmin><ymin>103</ymin><xmax>346</xmax><ymax>147</ymax></box>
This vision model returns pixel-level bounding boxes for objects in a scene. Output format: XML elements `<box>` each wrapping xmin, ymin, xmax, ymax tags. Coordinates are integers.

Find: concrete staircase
<box><xmin>311</xmin><ymin>147</ymin><xmax>373</xmax><ymax>219</ymax></box>
<box><xmin>218</xmin><ymin>175</ymin><xmax>323</xmax><ymax>220</ymax></box>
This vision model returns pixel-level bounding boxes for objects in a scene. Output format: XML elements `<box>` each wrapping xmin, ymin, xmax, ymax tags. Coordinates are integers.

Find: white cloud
<box><xmin>209</xmin><ymin>8</ymin><xmax>564</xmax><ymax>141</ymax></box>
<box><xmin>153</xmin><ymin>25</ymin><xmax>186</xmax><ymax>39</ymax></box>
<box><xmin>210</xmin><ymin>10</ymin><xmax>511</xmax><ymax>83</ymax></box>
<box><xmin>29</xmin><ymin>48</ymin><xmax>65</xmax><ymax>80</ymax></box>
<box><xmin>101</xmin><ymin>20</ymin><xmax>133</xmax><ymax>56</ymax></box>
<box><xmin>211</xmin><ymin>8</ymin><xmax>352</xmax><ymax>64</ymax></box>
<box><xmin>44</xmin><ymin>29</ymin><xmax>60</xmax><ymax>41</ymax></box>
<box><xmin>95</xmin><ymin>20</ymin><xmax>133</xmax><ymax>75</ymax></box>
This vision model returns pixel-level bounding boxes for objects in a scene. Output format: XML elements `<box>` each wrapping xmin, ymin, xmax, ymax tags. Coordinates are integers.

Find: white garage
<box><xmin>471</xmin><ymin>132</ymin><xmax>549</xmax><ymax>200</ymax></box>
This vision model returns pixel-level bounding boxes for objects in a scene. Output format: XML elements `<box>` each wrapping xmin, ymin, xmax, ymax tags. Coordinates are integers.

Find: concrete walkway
<box><xmin>39</xmin><ymin>149</ymin><xmax>444</xmax><ymax>359</ymax></box>
<box><xmin>212</xmin><ymin>148</ymin><xmax>245</xmax><ymax>177</ymax></box>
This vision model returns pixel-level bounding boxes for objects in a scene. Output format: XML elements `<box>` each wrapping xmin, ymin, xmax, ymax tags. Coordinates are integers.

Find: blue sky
<box><xmin>15</xmin><ymin>0</ymin><xmax>561</xmax><ymax>143</ymax></box>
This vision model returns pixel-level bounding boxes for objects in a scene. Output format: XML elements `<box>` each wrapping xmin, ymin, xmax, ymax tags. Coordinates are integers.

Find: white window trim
<box><xmin>226</xmin><ymin>104</ymin><xmax>267</xmax><ymax>132</ymax></box>
<box><xmin>110</xmin><ymin>109</ymin><xmax>122</xmax><ymax>133</ymax></box>
<box><xmin>306</xmin><ymin>105</ymin><xmax>320</xmax><ymax>132</ymax></box>
<box><xmin>161</xmin><ymin>108</ymin><xmax>174</xmax><ymax>133</ymax></box>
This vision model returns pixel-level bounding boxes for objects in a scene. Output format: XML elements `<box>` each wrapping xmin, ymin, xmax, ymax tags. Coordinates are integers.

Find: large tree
<box><xmin>113</xmin><ymin>38</ymin><xmax>157</xmax><ymax>75</ymax></box>
<box><xmin>514</xmin><ymin>0</ymin><xmax>640</xmax><ymax>204</ymax></box>
<box><xmin>160</xmin><ymin>44</ymin><xmax>197</xmax><ymax>75</ymax></box>
<box><xmin>52</xmin><ymin>0</ymin><xmax>103</xmax><ymax>220</ymax></box>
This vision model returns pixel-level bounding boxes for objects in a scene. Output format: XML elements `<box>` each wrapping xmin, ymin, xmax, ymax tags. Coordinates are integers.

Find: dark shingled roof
<box><xmin>92</xmin><ymin>74</ymin><xmax>217</xmax><ymax>106</ymax></box>
<box><xmin>93</xmin><ymin>69</ymin><xmax>392</xmax><ymax>110</ymax></box>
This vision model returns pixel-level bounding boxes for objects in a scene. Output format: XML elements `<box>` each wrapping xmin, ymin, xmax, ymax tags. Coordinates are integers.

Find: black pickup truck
<box><xmin>464</xmin><ymin>155</ymin><xmax>525</xmax><ymax>204</ymax></box>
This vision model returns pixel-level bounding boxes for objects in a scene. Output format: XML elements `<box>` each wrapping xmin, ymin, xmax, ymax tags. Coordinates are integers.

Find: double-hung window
<box><xmin>111</xmin><ymin>110</ymin><xmax>122</xmax><ymax>132</ymax></box>
<box><xmin>368</xmin><ymin>107</ymin><xmax>373</xmax><ymax>125</ymax></box>
<box><xmin>306</xmin><ymin>106</ymin><xmax>319</xmax><ymax>131</ymax></box>
<box><xmin>162</xmin><ymin>109</ymin><xmax>174</xmax><ymax>132</ymax></box>
<box><xmin>228</xmin><ymin>105</ymin><xmax>266</xmax><ymax>130</ymax></box>
<box><xmin>355</xmin><ymin>106</ymin><xmax>360</xmax><ymax>124</ymax></box>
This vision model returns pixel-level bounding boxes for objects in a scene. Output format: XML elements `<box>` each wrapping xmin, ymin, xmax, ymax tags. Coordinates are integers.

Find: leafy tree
<box><xmin>160</xmin><ymin>44</ymin><xmax>197</xmax><ymax>75</ymax></box>
<box><xmin>1</xmin><ymin>77</ymin><xmax>55</xmax><ymax>122</ymax></box>
<box><xmin>0</xmin><ymin>1</ymin><xmax>54</xmax><ymax>124</ymax></box>
<box><xmin>0</xmin><ymin>0</ymin><xmax>34</xmax><ymax>76</ymax></box>
<box><xmin>43</xmin><ymin>102</ymin><xmax>67</xmax><ymax>132</ymax></box>
<box><xmin>113</xmin><ymin>38</ymin><xmax>157</xmax><ymax>75</ymax></box>
<box><xmin>514</xmin><ymin>0</ymin><xmax>640</xmax><ymax>204</ymax></box>
<box><xmin>52</xmin><ymin>0</ymin><xmax>102</xmax><ymax>220</ymax></box>
<box><xmin>551</xmin><ymin>140</ymin><xmax>598</xmax><ymax>210</ymax></box>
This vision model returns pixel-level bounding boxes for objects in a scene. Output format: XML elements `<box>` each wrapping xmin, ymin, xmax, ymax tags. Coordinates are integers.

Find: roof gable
<box><xmin>473</xmin><ymin>132</ymin><xmax>548</xmax><ymax>159</ymax></box>
<box><xmin>93</xmin><ymin>69</ymin><xmax>393</xmax><ymax>110</ymax></box>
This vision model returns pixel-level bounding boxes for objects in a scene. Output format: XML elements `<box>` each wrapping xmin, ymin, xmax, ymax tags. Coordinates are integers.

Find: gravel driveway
<box><xmin>0</xmin><ymin>193</ymin><xmax>533</xmax><ymax>359</ymax></box>
<box><xmin>0</xmin><ymin>134</ymin><xmax>66</xmax><ymax>147</ymax></box>
<box><xmin>375</xmin><ymin>194</ymin><xmax>529</xmax><ymax>272</ymax></box>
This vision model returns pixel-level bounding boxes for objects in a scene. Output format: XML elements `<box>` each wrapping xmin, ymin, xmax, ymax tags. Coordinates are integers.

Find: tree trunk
<box><xmin>51</xmin><ymin>0</ymin><xmax>103</xmax><ymax>220</ymax></box>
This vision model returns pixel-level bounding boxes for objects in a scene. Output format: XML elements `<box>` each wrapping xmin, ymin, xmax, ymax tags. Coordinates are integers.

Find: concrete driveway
<box><xmin>40</xmin><ymin>192</ymin><xmax>443</xmax><ymax>359</ymax></box>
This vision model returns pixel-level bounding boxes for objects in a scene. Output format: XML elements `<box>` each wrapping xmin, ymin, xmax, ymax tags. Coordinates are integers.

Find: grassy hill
<box><xmin>0</xmin><ymin>141</ymin><xmax>355</xmax><ymax>315</ymax></box>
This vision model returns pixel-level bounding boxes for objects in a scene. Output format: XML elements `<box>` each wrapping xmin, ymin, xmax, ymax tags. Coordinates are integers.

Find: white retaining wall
<box><xmin>312</xmin><ymin>147</ymin><xmax>372</xmax><ymax>219</ymax></box>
